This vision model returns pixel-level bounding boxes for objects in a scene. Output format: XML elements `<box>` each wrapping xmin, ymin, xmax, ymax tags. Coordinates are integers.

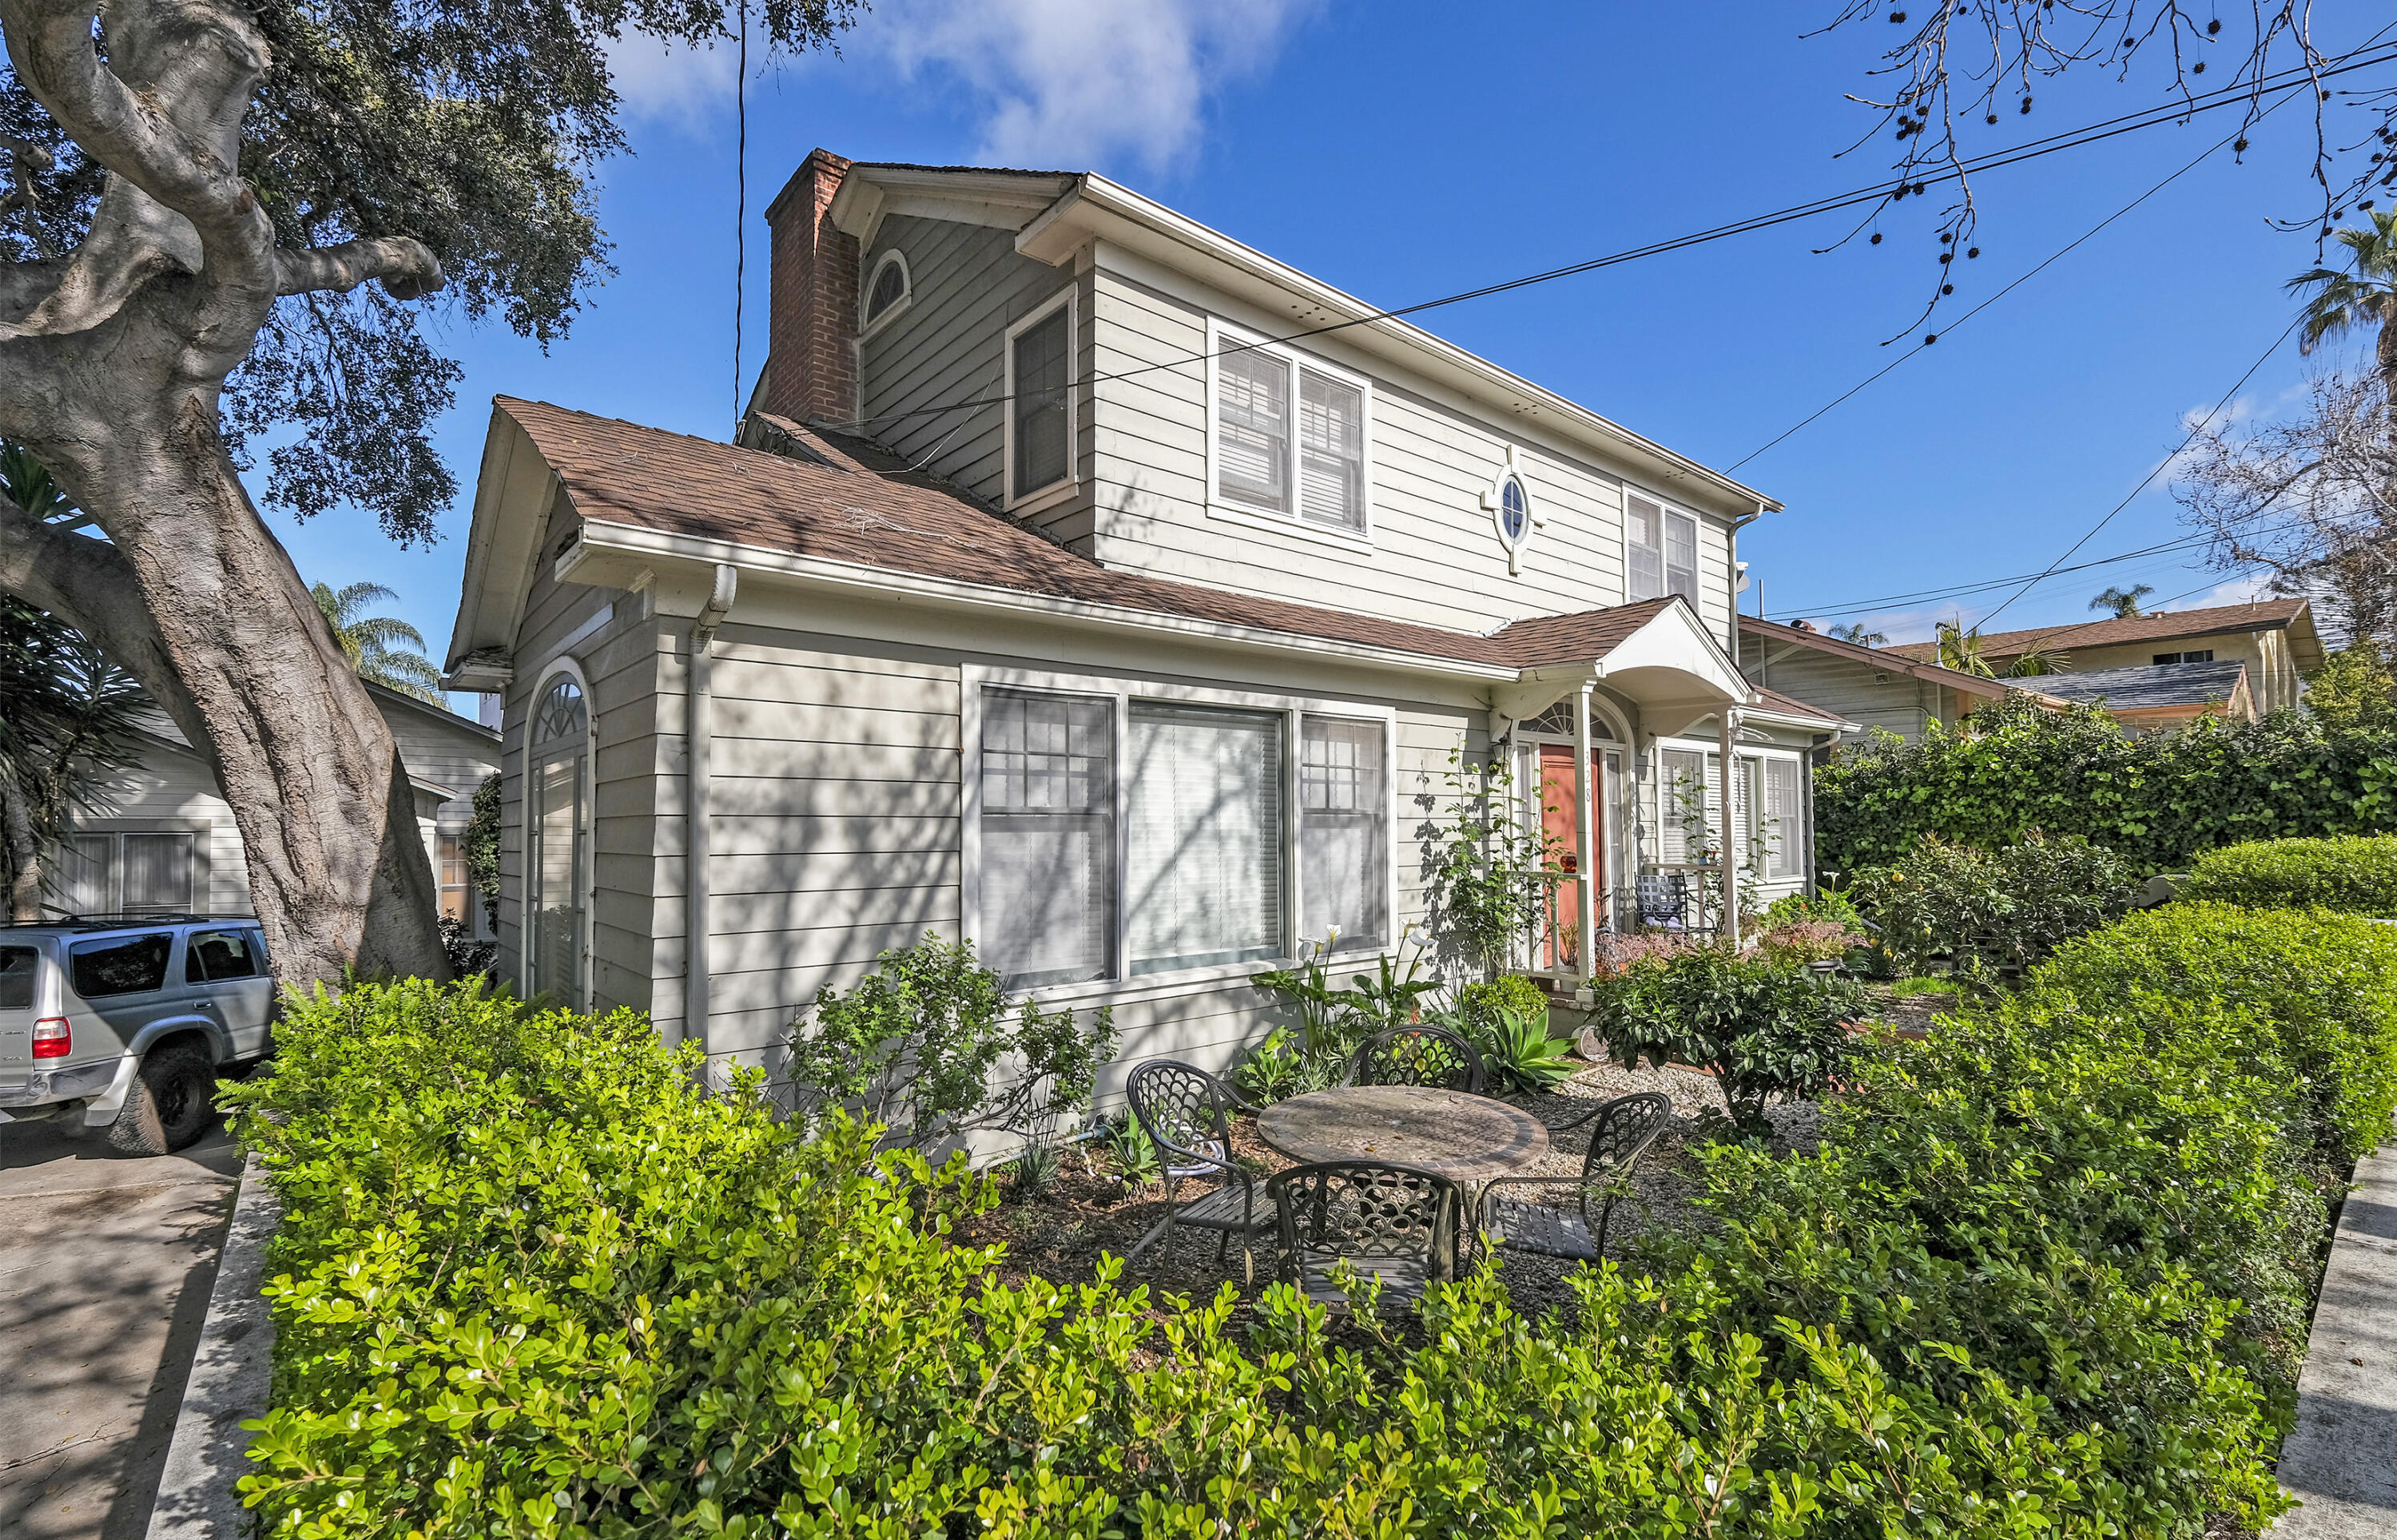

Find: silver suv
<box><xmin>0</xmin><ymin>917</ymin><xmax>273</xmax><ymax>1153</ymax></box>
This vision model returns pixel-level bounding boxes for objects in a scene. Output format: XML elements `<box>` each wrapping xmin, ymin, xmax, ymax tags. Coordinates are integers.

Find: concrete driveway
<box><xmin>0</xmin><ymin>1117</ymin><xmax>237</xmax><ymax>1540</ymax></box>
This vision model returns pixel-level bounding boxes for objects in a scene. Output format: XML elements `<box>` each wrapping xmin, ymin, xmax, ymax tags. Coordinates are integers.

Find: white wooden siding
<box><xmin>1084</xmin><ymin>260</ymin><xmax>1739</xmax><ymax>643</ymax></box>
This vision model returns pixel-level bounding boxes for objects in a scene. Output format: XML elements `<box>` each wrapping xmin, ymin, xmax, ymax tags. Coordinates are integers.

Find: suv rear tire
<box><xmin>108</xmin><ymin>1044</ymin><xmax>219</xmax><ymax>1155</ymax></box>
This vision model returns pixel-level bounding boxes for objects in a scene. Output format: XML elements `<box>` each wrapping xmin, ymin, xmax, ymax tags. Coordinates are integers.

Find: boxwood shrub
<box><xmin>2180</xmin><ymin>833</ymin><xmax>2397</xmax><ymax>918</ymax></box>
<box><xmin>229</xmin><ymin>915</ymin><xmax>2397</xmax><ymax>1537</ymax></box>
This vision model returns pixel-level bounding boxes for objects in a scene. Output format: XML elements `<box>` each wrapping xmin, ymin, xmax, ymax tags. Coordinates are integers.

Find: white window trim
<box><xmin>960</xmin><ymin>663</ymin><xmax>1399</xmax><ymax>1007</ymax></box>
<box><xmin>1622</xmin><ymin>481</ymin><xmax>1702</xmax><ymax>605</ymax></box>
<box><xmin>1001</xmin><ymin>287</ymin><xmax>1079</xmax><ymax>513</ymax></box>
<box><xmin>1204</xmin><ymin>316</ymin><xmax>1377</xmax><ymax>543</ymax></box>
<box><xmin>56</xmin><ymin>822</ymin><xmax>214</xmax><ymax>917</ymax></box>
<box><xmin>859</xmin><ymin>248</ymin><xmax>913</xmax><ymax>339</ymax></box>
<box><xmin>1644</xmin><ymin>737</ymin><xmax>1809</xmax><ymax>883</ymax></box>
<box><xmin>519</xmin><ymin>656</ymin><xmax>596</xmax><ymax>1010</ymax></box>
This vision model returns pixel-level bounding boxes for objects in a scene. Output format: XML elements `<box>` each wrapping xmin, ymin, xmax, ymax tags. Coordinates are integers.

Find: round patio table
<box><xmin>1258</xmin><ymin>1085</ymin><xmax>1548</xmax><ymax>1181</ymax></box>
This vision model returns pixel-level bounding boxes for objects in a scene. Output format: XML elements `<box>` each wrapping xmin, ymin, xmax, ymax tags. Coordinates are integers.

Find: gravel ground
<box><xmin>962</xmin><ymin>1056</ymin><xmax>1828</xmax><ymax>1328</ymax></box>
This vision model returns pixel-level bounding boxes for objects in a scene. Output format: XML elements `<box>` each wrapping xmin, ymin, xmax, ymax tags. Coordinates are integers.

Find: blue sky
<box><xmin>263</xmin><ymin>0</ymin><xmax>2391</xmax><ymax>708</ymax></box>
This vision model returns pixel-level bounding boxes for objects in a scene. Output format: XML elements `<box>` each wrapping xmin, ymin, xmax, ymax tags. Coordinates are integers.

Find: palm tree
<box><xmin>311</xmin><ymin>582</ymin><xmax>444</xmax><ymax>704</ymax></box>
<box><xmin>1938</xmin><ymin>622</ymin><xmax>2067</xmax><ymax>680</ymax></box>
<box><xmin>2291</xmin><ymin>208</ymin><xmax>2397</xmax><ymax>391</ymax></box>
<box><xmin>1828</xmin><ymin>621</ymin><xmax>1887</xmax><ymax>647</ymax></box>
<box><xmin>2090</xmin><ymin>584</ymin><xmax>2153</xmax><ymax>620</ymax></box>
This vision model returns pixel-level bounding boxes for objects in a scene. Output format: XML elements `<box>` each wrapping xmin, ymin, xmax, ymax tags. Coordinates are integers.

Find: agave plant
<box><xmin>1103</xmin><ymin>1114</ymin><xmax>1162</xmax><ymax>1186</ymax></box>
<box><xmin>1004</xmin><ymin>1142</ymin><xmax>1061</xmax><ymax>1198</ymax></box>
<box><xmin>1477</xmin><ymin>1005</ymin><xmax>1578</xmax><ymax>1095</ymax></box>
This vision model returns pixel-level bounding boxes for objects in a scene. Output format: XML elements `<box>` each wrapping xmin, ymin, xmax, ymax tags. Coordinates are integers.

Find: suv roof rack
<box><xmin>0</xmin><ymin>913</ymin><xmax>260</xmax><ymax>931</ymax></box>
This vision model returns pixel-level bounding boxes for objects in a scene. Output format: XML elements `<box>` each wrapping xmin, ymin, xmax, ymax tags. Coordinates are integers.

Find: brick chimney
<box><xmin>760</xmin><ymin>148</ymin><xmax>858</xmax><ymax>425</ymax></box>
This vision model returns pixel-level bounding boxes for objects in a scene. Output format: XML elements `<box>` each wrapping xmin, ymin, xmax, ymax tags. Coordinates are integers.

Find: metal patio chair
<box><xmin>1123</xmin><ymin>1059</ymin><xmax>1271</xmax><ymax>1276</ymax></box>
<box><xmin>1350</xmin><ymin>1025</ymin><xmax>1485</xmax><ymax>1094</ymax></box>
<box><xmin>1634</xmin><ymin>873</ymin><xmax>1689</xmax><ymax>931</ymax></box>
<box><xmin>1477</xmin><ymin>1092</ymin><xmax>1673</xmax><ymax>1265</ymax></box>
<box><xmin>1266</xmin><ymin>1159</ymin><xmax>1463</xmax><ymax>1314</ymax></box>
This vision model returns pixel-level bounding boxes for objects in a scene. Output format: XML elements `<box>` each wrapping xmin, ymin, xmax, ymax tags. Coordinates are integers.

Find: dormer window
<box><xmin>1209</xmin><ymin>321</ymin><xmax>1371</xmax><ymax>538</ymax></box>
<box><xmin>861</xmin><ymin>250</ymin><xmax>911</xmax><ymax>334</ymax></box>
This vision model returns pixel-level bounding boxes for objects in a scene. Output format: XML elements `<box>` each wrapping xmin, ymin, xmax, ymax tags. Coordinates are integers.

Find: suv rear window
<box><xmin>70</xmin><ymin>933</ymin><xmax>174</xmax><ymax>998</ymax></box>
<box><xmin>0</xmin><ymin>947</ymin><xmax>35</xmax><ymax>1010</ymax></box>
<box><xmin>185</xmin><ymin>930</ymin><xmax>260</xmax><ymax>982</ymax></box>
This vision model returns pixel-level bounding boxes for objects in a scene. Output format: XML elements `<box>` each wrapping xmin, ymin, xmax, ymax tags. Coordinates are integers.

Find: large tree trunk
<box><xmin>2</xmin><ymin>772</ymin><xmax>39</xmax><ymax>921</ymax></box>
<box><xmin>63</xmin><ymin>407</ymin><xmax>445</xmax><ymax>980</ymax></box>
<box><xmin>0</xmin><ymin>0</ymin><xmax>450</xmax><ymax>985</ymax></box>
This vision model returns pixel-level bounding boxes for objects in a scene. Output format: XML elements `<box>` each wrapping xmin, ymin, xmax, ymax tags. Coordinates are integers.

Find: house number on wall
<box><xmin>1482</xmin><ymin>445</ymin><xmax>1546</xmax><ymax>575</ymax></box>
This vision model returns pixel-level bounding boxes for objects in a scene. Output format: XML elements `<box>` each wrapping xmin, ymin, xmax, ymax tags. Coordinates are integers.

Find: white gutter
<box><xmin>684</xmin><ymin>563</ymin><xmax>737</xmax><ymax>1056</ymax></box>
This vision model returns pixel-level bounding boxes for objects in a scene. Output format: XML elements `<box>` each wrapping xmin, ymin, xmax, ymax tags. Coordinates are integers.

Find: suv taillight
<box><xmin>30</xmin><ymin>1018</ymin><xmax>69</xmax><ymax>1058</ymax></box>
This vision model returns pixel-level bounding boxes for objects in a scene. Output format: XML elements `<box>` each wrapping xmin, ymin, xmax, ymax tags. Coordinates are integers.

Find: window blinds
<box><xmin>1126</xmin><ymin>705</ymin><xmax>1284</xmax><ymax>975</ymax></box>
<box><xmin>1012</xmin><ymin>307</ymin><xmax>1071</xmax><ymax>498</ymax></box>
<box><xmin>1218</xmin><ymin>350</ymin><xmax>1290</xmax><ymax>511</ymax></box>
<box><xmin>1300</xmin><ymin>716</ymin><xmax>1385</xmax><ymax>950</ymax></box>
<box><xmin>980</xmin><ymin>690</ymin><xmax>1115</xmax><ymax>989</ymax></box>
<box><xmin>1627</xmin><ymin>494</ymin><xmax>1664</xmax><ymax>601</ymax></box>
<box><xmin>1658</xmin><ymin>748</ymin><xmax>1707</xmax><ymax>863</ymax></box>
<box><xmin>121</xmin><ymin>832</ymin><xmax>194</xmax><ymax>915</ymax></box>
<box><xmin>1764</xmin><ymin>757</ymin><xmax>1804</xmax><ymax>880</ymax></box>
<box><xmin>61</xmin><ymin>834</ymin><xmax>109</xmax><ymax>915</ymax></box>
<box><xmin>1298</xmin><ymin>371</ymin><xmax>1365</xmax><ymax>530</ymax></box>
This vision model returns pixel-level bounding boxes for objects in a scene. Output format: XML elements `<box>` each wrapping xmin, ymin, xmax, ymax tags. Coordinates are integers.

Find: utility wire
<box><xmin>1783</xmin><ymin>520</ymin><xmax>2302</xmax><ymax>619</ymax></box>
<box><xmin>1971</xmin><ymin>311</ymin><xmax>2307</xmax><ymax>633</ymax></box>
<box><xmin>731</xmin><ymin>5</ymin><xmax>749</xmax><ymax>436</ymax></box>
<box><xmin>821</xmin><ymin>41</ymin><xmax>2397</xmax><ymax>440</ymax></box>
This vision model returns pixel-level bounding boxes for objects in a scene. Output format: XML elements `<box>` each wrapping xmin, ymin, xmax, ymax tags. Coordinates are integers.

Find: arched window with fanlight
<box><xmin>526</xmin><ymin>672</ymin><xmax>590</xmax><ymax>1005</ymax></box>
<box><xmin>861</xmin><ymin>249</ymin><xmax>911</xmax><ymax>334</ymax></box>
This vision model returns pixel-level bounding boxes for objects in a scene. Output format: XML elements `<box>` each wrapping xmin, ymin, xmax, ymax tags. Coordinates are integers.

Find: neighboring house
<box><xmin>2033</xmin><ymin>658</ymin><xmax>2257</xmax><ymax>729</ymax></box>
<box><xmin>1738</xmin><ymin>617</ymin><xmax>2038</xmax><ymax>740</ymax></box>
<box><xmin>441</xmin><ymin>148</ymin><xmax>1846</xmax><ymax>1086</ymax></box>
<box><xmin>1885</xmin><ymin>599</ymin><xmax>2324</xmax><ymax>715</ymax></box>
<box><xmin>55</xmin><ymin>681</ymin><xmax>499</xmax><ymax>931</ymax></box>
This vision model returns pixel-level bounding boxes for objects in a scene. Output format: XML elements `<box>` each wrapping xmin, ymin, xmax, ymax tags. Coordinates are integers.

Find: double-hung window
<box><xmin>1299</xmin><ymin>717</ymin><xmax>1387</xmax><ymax>951</ymax></box>
<box><xmin>980</xmin><ymin>690</ymin><xmax>1115</xmax><ymax>988</ymax></box>
<box><xmin>1006</xmin><ymin>292</ymin><xmax>1075</xmax><ymax>506</ymax></box>
<box><xmin>1763</xmin><ymin>756</ymin><xmax>1805</xmax><ymax>880</ymax></box>
<box><xmin>1212</xmin><ymin>325</ymin><xmax>1369</xmax><ymax>534</ymax></box>
<box><xmin>1626</xmin><ymin>491</ymin><xmax>1699</xmax><ymax>605</ymax></box>
<box><xmin>974</xmin><ymin>682</ymin><xmax>1392</xmax><ymax>991</ymax></box>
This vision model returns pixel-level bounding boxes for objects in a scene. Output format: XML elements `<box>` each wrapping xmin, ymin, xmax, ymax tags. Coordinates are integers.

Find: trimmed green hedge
<box><xmin>1815</xmin><ymin>695</ymin><xmax>2397</xmax><ymax>871</ymax></box>
<box><xmin>229</xmin><ymin>916</ymin><xmax>2397</xmax><ymax>1536</ymax></box>
<box><xmin>2181</xmin><ymin>834</ymin><xmax>2397</xmax><ymax>917</ymax></box>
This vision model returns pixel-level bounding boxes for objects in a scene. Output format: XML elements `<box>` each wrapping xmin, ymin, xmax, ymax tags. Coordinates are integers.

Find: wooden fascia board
<box><xmin>443</xmin><ymin>407</ymin><xmax>555</xmax><ymax>674</ymax></box>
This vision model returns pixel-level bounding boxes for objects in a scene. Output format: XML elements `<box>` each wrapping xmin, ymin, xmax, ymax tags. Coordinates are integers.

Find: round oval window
<box><xmin>1501</xmin><ymin>477</ymin><xmax>1529</xmax><ymax>541</ymax></box>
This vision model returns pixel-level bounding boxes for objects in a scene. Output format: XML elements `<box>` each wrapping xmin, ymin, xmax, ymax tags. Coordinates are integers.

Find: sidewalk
<box><xmin>2273</xmin><ymin>1136</ymin><xmax>2397</xmax><ymax>1536</ymax></box>
<box><xmin>0</xmin><ymin>1121</ymin><xmax>238</xmax><ymax>1540</ymax></box>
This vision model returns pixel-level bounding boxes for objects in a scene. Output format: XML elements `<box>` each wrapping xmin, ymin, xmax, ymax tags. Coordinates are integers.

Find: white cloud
<box><xmin>866</xmin><ymin>0</ymin><xmax>1318</xmax><ymax>173</ymax></box>
<box><xmin>605</xmin><ymin>32</ymin><xmax>739</xmax><ymax>134</ymax></box>
<box><xmin>2176</xmin><ymin>571</ymin><xmax>2277</xmax><ymax>609</ymax></box>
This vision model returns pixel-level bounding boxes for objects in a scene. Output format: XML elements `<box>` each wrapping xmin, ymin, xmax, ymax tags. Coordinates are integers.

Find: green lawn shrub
<box><xmin>1454</xmin><ymin>972</ymin><xmax>1551</xmax><ymax>1037</ymax></box>
<box><xmin>1815</xmin><ymin>693</ymin><xmax>2397</xmax><ymax>871</ymax></box>
<box><xmin>230</xmin><ymin>915</ymin><xmax>2397</xmax><ymax>1538</ymax></box>
<box><xmin>2181</xmin><ymin>833</ymin><xmax>2397</xmax><ymax>918</ymax></box>
<box><xmin>1585</xmin><ymin>948</ymin><xmax>1866</xmax><ymax>1126</ymax></box>
<box><xmin>1847</xmin><ymin>832</ymin><xmax>2141</xmax><ymax>982</ymax></box>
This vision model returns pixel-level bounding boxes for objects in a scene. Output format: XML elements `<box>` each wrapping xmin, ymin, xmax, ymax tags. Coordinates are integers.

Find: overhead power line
<box><xmin>821</xmin><ymin>39</ymin><xmax>2397</xmax><ymax>442</ymax></box>
<box><xmin>1782</xmin><ymin>520</ymin><xmax>2300</xmax><ymax>620</ymax></box>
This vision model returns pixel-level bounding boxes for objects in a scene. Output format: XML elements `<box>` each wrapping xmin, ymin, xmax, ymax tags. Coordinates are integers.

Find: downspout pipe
<box><xmin>1718</xmin><ymin>706</ymin><xmax>1742</xmax><ymax>950</ymax></box>
<box><xmin>685</xmin><ymin>562</ymin><xmax>737</xmax><ymax>1058</ymax></box>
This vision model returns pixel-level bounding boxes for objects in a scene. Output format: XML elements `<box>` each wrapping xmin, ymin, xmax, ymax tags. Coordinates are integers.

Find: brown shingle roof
<box><xmin>1739</xmin><ymin>614</ymin><xmax>2017</xmax><ymax>699</ymax></box>
<box><xmin>1747</xmin><ymin>685</ymin><xmax>1848</xmax><ymax>726</ymax></box>
<box><xmin>502</xmin><ymin>397</ymin><xmax>1710</xmax><ymax>675</ymax></box>
<box><xmin>1882</xmin><ymin>600</ymin><xmax>2309</xmax><ymax>664</ymax></box>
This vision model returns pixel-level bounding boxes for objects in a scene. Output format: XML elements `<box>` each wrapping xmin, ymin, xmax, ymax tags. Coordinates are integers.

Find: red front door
<box><xmin>1537</xmin><ymin>744</ymin><xmax>1604</xmax><ymax>970</ymax></box>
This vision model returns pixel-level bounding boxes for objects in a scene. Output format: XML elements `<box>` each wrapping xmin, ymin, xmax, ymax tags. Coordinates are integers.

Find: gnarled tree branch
<box><xmin>276</xmin><ymin>236</ymin><xmax>443</xmax><ymax>300</ymax></box>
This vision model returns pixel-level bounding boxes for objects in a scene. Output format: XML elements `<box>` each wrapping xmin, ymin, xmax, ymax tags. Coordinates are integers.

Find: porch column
<box><xmin>1718</xmin><ymin>706</ymin><xmax>1741</xmax><ymax>948</ymax></box>
<box><xmin>1575</xmin><ymin>683</ymin><xmax>1599</xmax><ymax>990</ymax></box>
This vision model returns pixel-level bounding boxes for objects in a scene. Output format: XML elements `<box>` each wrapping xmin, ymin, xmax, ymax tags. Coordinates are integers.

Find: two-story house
<box><xmin>1885</xmin><ymin>600</ymin><xmax>2324</xmax><ymax>718</ymax></box>
<box><xmin>440</xmin><ymin>149</ymin><xmax>1846</xmax><ymax>1086</ymax></box>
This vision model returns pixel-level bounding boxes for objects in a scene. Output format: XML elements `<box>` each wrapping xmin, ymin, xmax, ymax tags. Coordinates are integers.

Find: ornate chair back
<box><xmin>1126</xmin><ymin>1059</ymin><xmax>1239</xmax><ymax>1177</ymax></box>
<box><xmin>1580</xmin><ymin>1091</ymin><xmax>1674</xmax><ymax>1185</ymax></box>
<box><xmin>1635</xmin><ymin>873</ymin><xmax>1687</xmax><ymax>930</ymax></box>
<box><xmin>1350</xmin><ymin>1026</ymin><xmax>1485</xmax><ymax>1093</ymax></box>
<box><xmin>1266</xmin><ymin>1160</ymin><xmax>1462</xmax><ymax>1296</ymax></box>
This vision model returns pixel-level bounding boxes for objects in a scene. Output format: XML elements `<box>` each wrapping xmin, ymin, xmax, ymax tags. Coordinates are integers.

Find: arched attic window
<box><xmin>863</xmin><ymin>250</ymin><xmax>911</xmax><ymax>331</ymax></box>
